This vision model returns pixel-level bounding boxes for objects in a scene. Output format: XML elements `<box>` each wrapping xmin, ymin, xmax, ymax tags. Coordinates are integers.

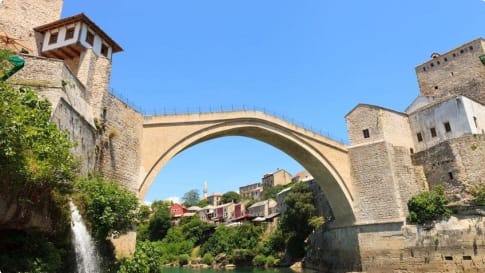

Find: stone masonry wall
<box><xmin>74</xmin><ymin>48</ymin><xmax>113</xmax><ymax>117</ymax></box>
<box><xmin>8</xmin><ymin>55</ymin><xmax>97</xmax><ymax>175</ymax></box>
<box><xmin>349</xmin><ymin>141</ymin><xmax>403</xmax><ymax>223</ymax></box>
<box><xmin>96</xmin><ymin>93</ymin><xmax>143</xmax><ymax>193</ymax></box>
<box><xmin>346</xmin><ymin>105</ymin><xmax>414</xmax><ymax>149</ymax></box>
<box><xmin>52</xmin><ymin>98</ymin><xmax>96</xmax><ymax>175</ymax></box>
<box><xmin>0</xmin><ymin>0</ymin><xmax>63</xmax><ymax>55</ymax></box>
<box><xmin>347</xmin><ymin>105</ymin><xmax>384</xmax><ymax>146</ymax></box>
<box><xmin>391</xmin><ymin>146</ymin><xmax>424</xmax><ymax>216</ymax></box>
<box><xmin>306</xmin><ymin>216</ymin><xmax>485</xmax><ymax>273</ymax></box>
<box><xmin>413</xmin><ymin>134</ymin><xmax>485</xmax><ymax>201</ymax></box>
<box><xmin>415</xmin><ymin>39</ymin><xmax>485</xmax><ymax>105</ymax></box>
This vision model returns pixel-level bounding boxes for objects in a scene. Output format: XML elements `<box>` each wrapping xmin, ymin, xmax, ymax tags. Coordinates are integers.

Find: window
<box><xmin>463</xmin><ymin>256</ymin><xmax>472</xmax><ymax>261</ymax></box>
<box><xmin>474</xmin><ymin>116</ymin><xmax>478</xmax><ymax>128</ymax></box>
<box><xmin>65</xmin><ymin>27</ymin><xmax>75</xmax><ymax>40</ymax></box>
<box><xmin>444</xmin><ymin>256</ymin><xmax>453</xmax><ymax>261</ymax></box>
<box><xmin>410</xmin><ymin>148</ymin><xmax>414</xmax><ymax>154</ymax></box>
<box><xmin>86</xmin><ymin>30</ymin><xmax>94</xmax><ymax>46</ymax></box>
<box><xmin>434</xmin><ymin>86</ymin><xmax>439</xmax><ymax>90</ymax></box>
<box><xmin>48</xmin><ymin>32</ymin><xmax>58</xmax><ymax>45</ymax></box>
<box><xmin>448</xmin><ymin>172</ymin><xmax>454</xmax><ymax>180</ymax></box>
<box><xmin>101</xmin><ymin>43</ymin><xmax>109</xmax><ymax>57</ymax></box>
<box><xmin>430</xmin><ymin>127</ymin><xmax>437</xmax><ymax>137</ymax></box>
<box><xmin>444</xmin><ymin>122</ymin><xmax>452</xmax><ymax>132</ymax></box>
<box><xmin>417</xmin><ymin>132</ymin><xmax>423</xmax><ymax>142</ymax></box>
<box><xmin>362</xmin><ymin>129</ymin><xmax>370</xmax><ymax>138</ymax></box>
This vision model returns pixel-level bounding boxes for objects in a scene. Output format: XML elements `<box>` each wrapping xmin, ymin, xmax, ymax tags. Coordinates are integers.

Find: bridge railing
<box><xmin>109</xmin><ymin>89</ymin><xmax>348</xmax><ymax>145</ymax></box>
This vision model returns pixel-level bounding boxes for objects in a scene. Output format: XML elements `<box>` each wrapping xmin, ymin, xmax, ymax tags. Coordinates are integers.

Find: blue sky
<box><xmin>62</xmin><ymin>0</ymin><xmax>485</xmax><ymax>203</ymax></box>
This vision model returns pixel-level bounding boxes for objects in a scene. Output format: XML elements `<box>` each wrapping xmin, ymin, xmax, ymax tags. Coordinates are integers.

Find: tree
<box><xmin>263</xmin><ymin>184</ymin><xmax>288</xmax><ymax>200</ymax></box>
<box><xmin>182</xmin><ymin>189</ymin><xmax>200</xmax><ymax>206</ymax></box>
<box><xmin>279</xmin><ymin>182</ymin><xmax>316</xmax><ymax>259</ymax></box>
<box><xmin>74</xmin><ymin>176</ymin><xmax>139</xmax><ymax>239</ymax></box>
<box><xmin>407</xmin><ymin>185</ymin><xmax>451</xmax><ymax>225</ymax></box>
<box><xmin>221</xmin><ymin>191</ymin><xmax>241</xmax><ymax>204</ymax></box>
<box><xmin>197</xmin><ymin>198</ymin><xmax>210</xmax><ymax>207</ymax></box>
<box><xmin>147</xmin><ymin>202</ymin><xmax>171</xmax><ymax>241</ymax></box>
<box><xmin>0</xmin><ymin>73</ymin><xmax>77</xmax><ymax>231</ymax></box>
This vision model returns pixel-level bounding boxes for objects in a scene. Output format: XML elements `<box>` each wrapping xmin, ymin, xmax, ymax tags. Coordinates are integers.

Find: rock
<box><xmin>225</xmin><ymin>264</ymin><xmax>236</xmax><ymax>270</ymax></box>
<box><xmin>290</xmin><ymin>261</ymin><xmax>303</xmax><ymax>272</ymax></box>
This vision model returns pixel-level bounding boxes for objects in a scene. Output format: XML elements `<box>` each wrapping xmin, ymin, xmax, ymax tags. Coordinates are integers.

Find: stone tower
<box><xmin>0</xmin><ymin>0</ymin><xmax>64</xmax><ymax>55</ymax></box>
<box><xmin>33</xmin><ymin>13</ymin><xmax>123</xmax><ymax>115</ymax></box>
<box><xmin>415</xmin><ymin>38</ymin><xmax>485</xmax><ymax>105</ymax></box>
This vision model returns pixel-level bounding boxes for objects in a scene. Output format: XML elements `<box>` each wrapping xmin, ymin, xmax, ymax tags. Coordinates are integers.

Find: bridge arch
<box><xmin>140</xmin><ymin>111</ymin><xmax>355</xmax><ymax>225</ymax></box>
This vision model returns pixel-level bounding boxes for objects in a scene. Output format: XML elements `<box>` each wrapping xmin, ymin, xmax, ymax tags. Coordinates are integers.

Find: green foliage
<box><xmin>202</xmin><ymin>253</ymin><xmax>214</xmax><ymax>265</ymax></box>
<box><xmin>196</xmin><ymin>198</ymin><xmax>210</xmax><ymax>207</ymax></box>
<box><xmin>252</xmin><ymin>254</ymin><xmax>266</xmax><ymax>267</ymax></box>
<box><xmin>309</xmin><ymin>216</ymin><xmax>325</xmax><ymax>230</ymax></box>
<box><xmin>178</xmin><ymin>254</ymin><xmax>190</xmax><ymax>265</ymax></box>
<box><xmin>265</xmin><ymin>255</ymin><xmax>277</xmax><ymax>267</ymax></box>
<box><xmin>263</xmin><ymin>184</ymin><xmax>288</xmax><ymax>200</ymax></box>
<box><xmin>471</xmin><ymin>184</ymin><xmax>485</xmax><ymax>206</ymax></box>
<box><xmin>201</xmin><ymin>224</ymin><xmax>263</xmax><ymax>257</ymax></box>
<box><xmin>260</xmin><ymin>229</ymin><xmax>286</xmax><ymax>256</ymax></box>
<box><xmin>231</xmin><ymin>249</ymin><xmax>255</xmax><ymax>266</ymax></box>
<box><xmin>0</xmin><ymin>48</ymin><xmax>13</xmax><ymax>76</ymax></box>
<box><xmin>221</xmin><ymin>191</ymin><xmax>241</xmax><ymax>204</ymax></box>
<box><xmin>182</xmin><ymin>189</ymin><xmax>200</xmax><ymax>206</ymax></box>
<box><xmin>151</xmin><ymin>200</ymin><xmax>172</xmax><ymax>211</ymax></box>
<box><xmin>279</xmin><ymin>182</ymin><xmax>316</xmax><ymax>259</ymax></box>
<box><xmin>0</xmin><ymin>82</ymin><xmax>76</xmax><ymax>199</ymax></box>
<box><xmin>136</xmin><ymin>222</ymin><xmax>150</xmax><ymax>242</ymax></box>
<box><xmin>118</xmin><ymin>241</ymin><xmax>164</xmax><ymax>273</ymax></box>
<box><xmin>407</xmin><ymin>185</ymin><xmax>451</xmax><ymax>225</ymax></box>
<box><xmin>136</xmin><ymin>205</ymin><xmax>151</xmax><ymax>224</ymax></box>
<box><xmin>179</xmin><ymin>216</ymin><xmax>213</xmax><ymax>245</ymax></box>
<box><xmin>74</xmin><ymin>176</ymin><xmax>138</xmax><ymax>239</ymax></box>
<box><xmin>0</xmin><ymin>230</ymin><xmax>75</xmax><ymax>273</ymax></box>
<box><xmin>147</xmin><ymin>203</ymin><xmax>171</xmax><ymax>241</ymax></box>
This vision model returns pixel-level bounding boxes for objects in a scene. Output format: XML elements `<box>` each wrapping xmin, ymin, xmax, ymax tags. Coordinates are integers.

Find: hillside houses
<box><xmin>168</xmin><ymin>168</ymin><xmax>328</xmax><ymax>225</ymax></box>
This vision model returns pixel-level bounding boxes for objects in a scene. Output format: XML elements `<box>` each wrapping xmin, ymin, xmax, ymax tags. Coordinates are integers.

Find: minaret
<box><xmin>203</xmin><ymin>181</ymin><xmax>208</xmax><ymax>199</ymax></box>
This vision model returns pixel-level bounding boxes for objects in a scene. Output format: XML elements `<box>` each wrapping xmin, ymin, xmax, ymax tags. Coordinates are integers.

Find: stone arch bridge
<box><xmin>140</xmin><ymin>110</ymin><xmax>355</xmax><ymax>225</ymax></box>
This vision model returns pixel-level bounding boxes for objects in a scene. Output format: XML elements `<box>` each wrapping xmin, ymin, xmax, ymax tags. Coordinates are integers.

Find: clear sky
<box><xmin>62</xmin><ymin>0</ymin><xmax>485</xmax><ymax>203</ymax></box>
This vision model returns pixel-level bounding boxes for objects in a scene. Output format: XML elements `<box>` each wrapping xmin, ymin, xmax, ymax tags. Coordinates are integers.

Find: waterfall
<box><xmin>70</xmin><ymin>201</ymin><xmax>101</xmax><ymax>273</ymax></box>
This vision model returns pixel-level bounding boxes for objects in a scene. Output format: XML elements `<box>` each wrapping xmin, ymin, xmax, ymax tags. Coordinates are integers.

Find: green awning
<box><xmin>0</xmin><ymin>55</ymin><xmax>25</xmax><ymax>81</ymax></box>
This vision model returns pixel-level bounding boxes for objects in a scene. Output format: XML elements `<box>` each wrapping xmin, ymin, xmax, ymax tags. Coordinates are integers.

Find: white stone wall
<box><xmin>41</xmin><ymin>22</ymin><xmax>81</xmax><ymax>52</ymax></box>
<box><xmin>79</xmin><ymin>23</ymin><xmax>113</xmax><ymax>59</ymax></box>
<box><xmin>408</xmin><ymin>96</ymin><xmax>485</xmax><ymax>152</ymax></box>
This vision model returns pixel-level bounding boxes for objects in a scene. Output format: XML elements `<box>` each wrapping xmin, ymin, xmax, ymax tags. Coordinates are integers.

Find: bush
<box><xmin>231</xmin><ymin>249</ymin><xmax>254</xmax><ymax>266</ymax></box>
<box><xmin>407</xmin><ymin>185</ymin><xmax>451</xmax><ymax>225</ymax></box>
<box><xmin>178</xmin><ymin>254</ymin><xmax>190</xmax><ymax>266</ymax></box>
<box><xmin>471</xmin><ymin>184</ymin><xmax>485</xmax><ymax>205</ymax></box>
<box><xmin>252</xmin><ymin>254</ymin><xmax>266</xmax><ymax>267</ymax></box>
<box><xmin>265</xmin><ymin>255</ymin><xmax>277</xmax><ymax>267</ymax></box>
<box><xmin>118</xmin><ymin>241</ymin><xmax>164</xmax><ymax>273</ymax></box>
<box><xmin>74</xmin><ymin>176</ymin><xmax>138</xmax><ymax>239</ymax></box>
<box><xmin>202</xmin><ymin>253</ymin><xmax>213</xmax><ymax>265</ymax></box>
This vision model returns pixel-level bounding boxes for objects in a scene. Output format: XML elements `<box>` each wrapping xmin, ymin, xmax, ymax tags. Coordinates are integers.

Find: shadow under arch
<box><xmin>140</xmin><ymin>116</ymin><xmax>356</xmax><ymax>226</ymax></box>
